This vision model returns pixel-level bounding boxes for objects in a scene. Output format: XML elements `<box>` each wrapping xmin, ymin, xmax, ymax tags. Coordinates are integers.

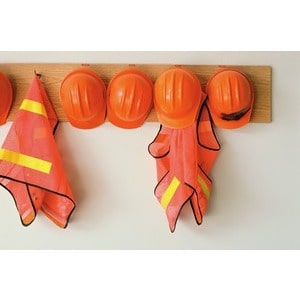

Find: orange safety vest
<box><xmin>0</xmin><ymin>75</ymin><xmax>75</xmax><ymax>228</ymax></box>
<box><xmin>148</xmin><ymin>103</ymin><xmax>220</xmax><ymax>232</ymax></box>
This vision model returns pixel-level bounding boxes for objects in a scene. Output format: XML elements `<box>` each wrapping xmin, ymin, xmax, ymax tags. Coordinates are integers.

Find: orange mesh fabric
<box><xmin>148</xmin><ymin>103</ymin><xmax>220</xmax><ymax>232</ymax></box>
<box><xmin>0</xmin><ymin>75</ymin><xmax>75</xmax><ymax>228</ymax></box>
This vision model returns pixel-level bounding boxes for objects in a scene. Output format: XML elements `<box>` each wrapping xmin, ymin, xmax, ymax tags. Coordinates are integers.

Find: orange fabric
<box><xmin>107</xmin><ymin>68</ymin><xmax>153</xmax><ymax>129</ymax></box>
<box><xmin>0</xmin><ymin>71</ymin><xmax>13</xmax><ymax>125</ymax></box>
<box><xmin>149</xmin><ymin>103</ymin><xmax>220</xmax><ymax>232</ymax></box>
<box><xmin>0</xmin><ymin>75</ymin><xmax>75</xmax><ymax>228</ymax></box>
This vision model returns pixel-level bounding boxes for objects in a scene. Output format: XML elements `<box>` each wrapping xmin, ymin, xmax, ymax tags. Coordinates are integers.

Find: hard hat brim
<box><xmin>156</xmin><ymin>91</ymin><xmax>206</xmax><ymax>129</ymax></box>
<box><xmin>209</xmin><ymin>106</ymin><xmax>253</xmax><ymax>129</ymax></box>
<box><xmin>107</xmin><ymin>103</ymin><xmax>152</xmax><ymax>129</ymax></box>
<box><xmin>67</xmin><ymin>106</ymin><xmax>107</xmax><ymax>129</ymax></box>
<box><xmin>156</xmin><ymin>107</ymin><xmax>200</xmax><ymax>129</ymax></box>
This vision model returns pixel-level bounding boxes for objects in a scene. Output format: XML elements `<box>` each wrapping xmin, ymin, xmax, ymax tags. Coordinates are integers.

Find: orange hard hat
<box><xmin>0</xmin><ymin>71</ymin><xmax>13</xmax><ymax>125</ymax></box>
<box><xmin>107</xmin><ymin>68</ymin><xmax>153</xmax><ymax>129</ymax></box>
<box><xmin>206</xmin><ymin>69</ymin><xmax>254</xmax><ymax>129</ymax></box>
<box><xmin>60</xmin><ymin>68</ymin><xmax>106</xmax><ymax>129</ymax></box>
<box><xmin>154</xmin><ymin>67</ymin><xmax>204</xmax><ymax>128</ymax></box>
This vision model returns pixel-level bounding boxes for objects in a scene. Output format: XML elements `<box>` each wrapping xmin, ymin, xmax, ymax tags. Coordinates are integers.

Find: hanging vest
<box><xmin>0</xmin><ymin>75</ymin><xmax>75</xmax><ymax>228</ymax></box>
<box><xmin>148</xmin><ymin>104</ymin><xmax>220</xmax><ymax>232</ymax></box>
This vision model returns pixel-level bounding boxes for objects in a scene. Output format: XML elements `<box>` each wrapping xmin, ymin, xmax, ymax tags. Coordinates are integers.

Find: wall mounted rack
<box><xmin>0</xmin><ymin>64</ymin><xmax>272</xmax><ymax>123</ymax></box>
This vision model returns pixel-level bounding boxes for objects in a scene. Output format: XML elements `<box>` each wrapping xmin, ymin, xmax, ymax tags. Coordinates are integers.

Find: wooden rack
<box><xmin>0</xmin><ymin>64</ymin><xmax>272</xmax><ymax>123</ymax></box>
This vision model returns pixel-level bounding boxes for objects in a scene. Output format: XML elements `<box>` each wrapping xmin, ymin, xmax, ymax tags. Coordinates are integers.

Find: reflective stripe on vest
<box><xmin>0</xmin><ymin>98</ymin><xmax>52</xmax><ymax>174</ymax></box>
<box><xmin>197</xmin><ymin>173</ymin><xmax>210</xmax><ymax>199</ymax></box>
<box><xmin>161</xmin><ymin>176</ymin><xmax>180</xmax><ymax>209</ymax></box>
<box><xmin>20</xmin><ymin>99</ymin><xmax>48</xmax><ymax>118</ymax></box>
<box><xmin>160</xmin><ymin>173</ymin><xmax>210</xmax><ymax>210</ymax></box>
<box><xmin>0</xmin><ymin>148</ymin><xmax>52</xmax><ymax>174</ymax></box>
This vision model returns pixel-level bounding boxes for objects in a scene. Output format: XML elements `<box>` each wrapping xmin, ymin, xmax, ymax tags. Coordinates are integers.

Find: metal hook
<box><xmin>34</xmin><ymin>70</ymin><xmax>42</xmax><ymax>78</ymax></box>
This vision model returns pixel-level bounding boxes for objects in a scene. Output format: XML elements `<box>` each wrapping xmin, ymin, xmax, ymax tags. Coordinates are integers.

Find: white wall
<box><xmin>0</xmin><ymin>51</ymin><xmax>299</xmax><ymax>249</ymax></box>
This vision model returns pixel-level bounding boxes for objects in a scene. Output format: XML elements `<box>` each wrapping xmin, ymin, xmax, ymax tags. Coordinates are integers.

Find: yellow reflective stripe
<box><xmin>0</xmin><ymin>148</ymin><xmax>52</xmax><ymax>174</ymax></box>
<box><xmin>20</xmin><ymin>99</ymin><xmax>47</xmax><ymax>118</ymax></box>
<box><xmin>197</xmin><ymin>174</ymin><xmax>210</xmax><ymax>199</ymax></box>
<box><xmin>161</xmin><ymin>176</ymin><xmax>180</xmax><ymax>209</ymax></box>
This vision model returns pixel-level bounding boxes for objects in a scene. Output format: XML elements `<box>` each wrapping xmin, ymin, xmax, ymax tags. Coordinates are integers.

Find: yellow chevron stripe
<box><xmin>161</xmin><ymin>176</ymin><xmax>180</xmax><ymax>209</ymax></box>
<box><xmin>20</xmin><ymin>99</ymin><xmax>47</xmax><ymax>118</ymax></box>
<box><xmin>197</xmin><ymin>174</ymin><xmax>210</xmax><ymax>199</ymax></box>
<box><xmin>0</xmin><ymin>148</ymin><xmax>52</xmax><ymax>174</ymax></box>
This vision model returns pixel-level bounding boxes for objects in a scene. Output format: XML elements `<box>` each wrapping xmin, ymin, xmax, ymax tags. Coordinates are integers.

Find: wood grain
<box><xmin>0</xmin><ymin>64</ymin><xmax>272</xmax><ymax>123</ymax></box>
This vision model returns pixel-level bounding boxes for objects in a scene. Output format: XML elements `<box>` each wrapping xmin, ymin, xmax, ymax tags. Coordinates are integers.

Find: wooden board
<box><xmin>0</xmin><ymin>64</ymin><xmax>272</xmax><ymax>123</ymax></box>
